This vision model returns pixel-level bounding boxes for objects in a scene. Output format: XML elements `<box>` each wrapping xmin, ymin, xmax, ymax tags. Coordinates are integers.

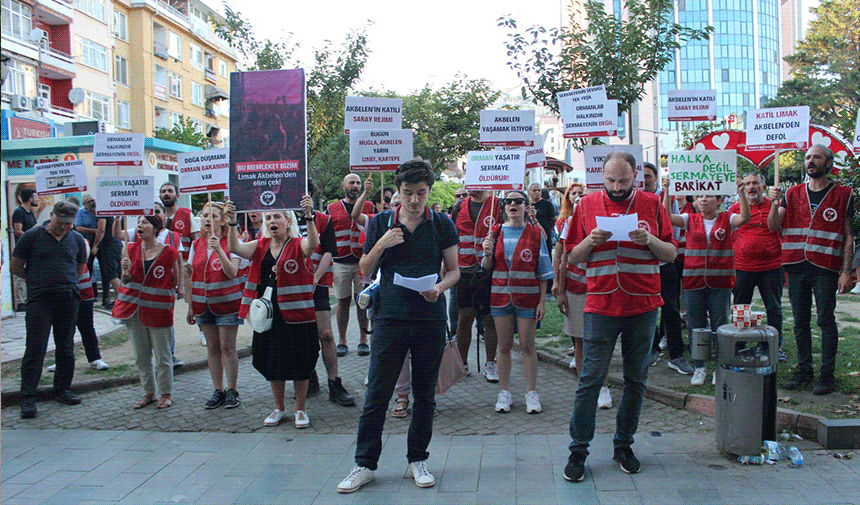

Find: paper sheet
<box><xmin>393</xmin><ymin>272</ymin><xmax>438</xmax><ymax>293</ymax></box>
<box><xmin>595</xmin><ymin>213</ymin><xmax>639</xmax><ymax>240</ymax></box>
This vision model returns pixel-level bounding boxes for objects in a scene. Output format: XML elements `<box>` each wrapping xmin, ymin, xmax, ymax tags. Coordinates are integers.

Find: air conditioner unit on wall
<box><xmin>11</xmin><ymin>94</ymin><xmax>31</xmax><ymax>111</ymax></box>
<box><xmin>32</xmin><ymin>97</ymin><xmax>48</xmax><ymax>110</ymax></box>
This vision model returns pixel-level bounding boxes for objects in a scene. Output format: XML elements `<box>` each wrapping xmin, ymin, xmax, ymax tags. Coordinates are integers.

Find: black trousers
<box><xmin>653</xmin><ymin>262</ymin><xmax>685</xmax><ymax>359</ymax></box>
<box><xmin>20</xmin><ymin>289</ymin><xmax>81</xmax><ymax>398</ymax></box>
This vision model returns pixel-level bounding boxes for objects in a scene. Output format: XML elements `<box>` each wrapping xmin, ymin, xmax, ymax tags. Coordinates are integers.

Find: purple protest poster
<box><xmin>229</xmin><ymin>69</ymin><xmax>307</xmax><ymax>211</ymax></box>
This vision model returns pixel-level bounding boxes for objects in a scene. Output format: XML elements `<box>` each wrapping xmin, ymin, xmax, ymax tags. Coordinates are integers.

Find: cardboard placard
<box><xmin>556</xmin><ymin>85</ymin><xmax>607</xmax><ymax>103</ymax></box>
<box><xmin>344</xmin><ymin>96</ymin><xmax>403</xmax><ymax>134</ymax></box>
<box><xmin>666</xmin><ymin>150</ymin><xmax>737</xmax><ymax>196</ymax></box>
<box><xmin>525</xmin><ymin>139</ymin><xmax>546</xmax><ymax>169</ymax></box>
<box><xmin>349</xmin><ymin>129</ymin><xmax>414</xmax><ymax>171</ymax></box>
<box><xmin>93</xmin><ymin>133</ymin><xmax>144</xmax><ymax>166</ymax></box>
<box><xmin>745</xmin><ymin>106</ymin><xmax>810</xmax><ymax>151</ymax></box>
<box><xmin>178</xmin><ymin>148</ymin><xmax>229</xmax><ymax>194</ymax></box>
<box><xmin>667</xmin><ymin>89</ymin><xmax>717</xmax><ymax>121</ymax></box>
<box><xmin>464</xmin><ymin>150</ymin><xmax>527</xmax><ymax>191</ymax></box>
<box><xmin>479</xmin><ymin>110</ymin><xmax>535</xmax><ymax>147</ymax></box>
<box><xmin>854</xmin><ymin>111</ymin><xmax>860</xmax><ymax>155</ymax></box>
<box><xmin>34</xmin><ymin>159</ymin><xmax>87</xmax><ymax>196</ymax></box>
<box><xmin>582</xmin><ymin>145</ymin><xmax>644</xmax><ymax>190</ymax></box>
<box><xmin>559</xmin><ymin>98</ymin><xmax>618</xmax><ymax>138</ymax></box>
<box><xmin>95</xmin><ymin>176</ymin><xmax>155</xmax><ymax>216</ymax></box>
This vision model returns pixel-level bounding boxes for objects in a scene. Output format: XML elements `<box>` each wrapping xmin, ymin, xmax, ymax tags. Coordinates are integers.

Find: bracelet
<box><xmin>228</xmin><ymin>222</ymin><xmax>239</xmax><ymax>227</ymax></box>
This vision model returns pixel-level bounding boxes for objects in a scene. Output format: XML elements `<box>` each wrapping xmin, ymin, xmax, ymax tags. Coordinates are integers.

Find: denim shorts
<box><xmin>491</xmin><ymin>303</ymin><xmax>536</xmax><ymax>319</ymax></box>
<box><xmin>195</xmin><ymin>308</ymin><xmax>241</xmax><ymax>326</ymax></box>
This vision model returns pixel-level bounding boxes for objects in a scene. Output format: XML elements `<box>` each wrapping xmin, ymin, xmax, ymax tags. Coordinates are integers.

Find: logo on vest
<box><xmin>211</xmin><ymin>258</ymin><xmax>222</xmax><ymax>271</ymax></box>
<box><xmin>174</xmin><ymin>218</ymin><xmax>185</xmax><ymax>230</ymax></box>
<box><xmin>483</xmin><ymin>215</ymin><xmax>495</xmax><ymax>228</ymax></box>
<box><xmin>153</xmin><ymin>265</ymin><xmax>166</xmax><ymax>279</ymax></box>
<box><xmin>637</xmin><ymin>220</ymin><xmax>651</xmax><ymax>233</ymax></box>
<box><xmin>822</xmin><ymin>207</ymin><xmax>838</xmax><ymax>222</ymax></box>
<box><xmin>714</xmin><ymin>228</ymin><xmax>726</xmax><ymax>241</ymax></box>
<box><xmin>260</xmin><ymin>190</ymin><xmax>276</xmax><ymax>207</ymax></box>
<box><xmin>520</xmin><ymin>248</ymin><xmax>533</xmax><ymax>263</ymax></box>
<box><xmin>284</xmin><ymin>259</ymin><xmax>299</xmax><ymax>274</ymax></box>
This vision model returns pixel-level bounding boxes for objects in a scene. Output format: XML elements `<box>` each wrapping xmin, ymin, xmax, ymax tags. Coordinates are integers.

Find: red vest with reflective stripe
<box><xmin>168</xmin><ymin>207</ymin><xmax>194</xmax><ymax>259</ymax></box>
<box><xmin>557</xmin><ymin>218</ymin><xmax>586</xmax><ymax>294</ymax></box>
<box><xmin>782</xmin><ymin>183</ymin><xmax>851</xmax><ymax>272</ymax></box>
<box><xmin>490</xmin><ymin>223</ymin><xmax>543</xmax><ymax>309</ymax></box>
<box><xmin>239</xmin><ymin>237</ymin><xmax>316</xmax><ymax>324</ymax></box>
<box><xmin>307</xmin><ymin>212</ymin><xmax>333</xmax><ymax>287</ymax></box>
<box><xmin>677</xmin><ymin>202</ymin><xmax>694</xmax><ymax>256</ymax></box>
<box><xmin>579</xmin><ymin>191</ymin><xmax>661</xmax><ymax>296</ymax></box>
<box><xmin>683</xmin><ymin>212</ymin><xmax>735</xmax><ymax>290</ymax></box>
<box><xmin>190</xmin><ymin>236</ymin><xmax>245</xmax><ymax>316</ymax></box>
<box><xmin>328</xmin><ymin>200</ymin><xmax>374</xmax><ymax>259</ymax></box>
<box><xmin>456</xmin><ymin>196</ymin><xmax>501</xmax><ymax>268</ymax></box>
<box><xmin>112</xmin><ymin>242</ymin><xmax>178</xmax><ymax>327</ymax></box>
<box><xmin>78</xmin><ymin>269</ymin><xmax>95</xmax><ymax>301</ymax></box>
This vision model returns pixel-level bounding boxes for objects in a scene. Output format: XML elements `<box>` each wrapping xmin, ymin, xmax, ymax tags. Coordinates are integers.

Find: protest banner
<box><xmin>349</xmin><ymin>129</ymin><xmax>413</xmax><ymax>171</ymax></box>
<box><xmin>745</xmin><ymin>105</ymin><xmax>810</xmax><ymax>151</ymax></box>
<box><xmin>479</xmin><ymin>110</ymin><xmax>535</xmax><ymax>147</ymax></box>
<box><xmin>34</xmin><ymin>159</ymin><xmax>87</xmax><ymax>196</ymax></box>
<box><xmin>666</xmin><ymin>150</ymin><xmax>737</xmax><ymax>196</ymax></box>
<box><xmin>93</xmin><ymin>133</ymin><xmax>144</xmax><ymax>166</ymax></box>
<box><xmin>344</xmin><ymin>96</ymin><xmax>403</xmax><ymax>134</ymax></box>
<box><xmin>559</xmin><ymin>98</ymin><xmax>618</xmax><ymax>138</ymax></box>
<box><xmin>178</xmin><ymin>148</ymin><xmax>229</xmax><ymax>194</ymax></box>
<box><xmin>525</xmin><ymin>139</ymin><xmax>546</xmax><ymax>169</ymax></box>
<box><xmin>582</xmin><ymin>144</ymin><xmax>644</xmax><ymax>190</ymax></box>
<box><xmin>95</xmin><ymin>176</ymin><xmax>155</xmax><ymax>216</ymax></box>
<box><xmin>464</xmin><ymin>150</ymin><xmax>527</xmax><ymax>191</ymax></box>
<box><xmin>229</xmin><ymin>69</ymin><xmax>307</xmax><ymax>212</ymax></box>
<box><xmin>556</xmin><ymin>85</ymin><xmax>606</xmax><ymax>103</ymax></box>
<box><xmin>854</xmin><ymin>111</ymin><xmax>860</xmax><ymax>154</ymax></box>
<box><xmin>667</xmin><ymin>89</ymin><xmax>717</xmax><ymax>121</ymax></box>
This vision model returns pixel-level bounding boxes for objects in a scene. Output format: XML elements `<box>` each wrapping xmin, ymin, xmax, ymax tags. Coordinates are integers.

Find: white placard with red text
<box><xmin>525</xmin><ymin>139</ymin><xmax>546</xmax><ymax>169</ymax></box>
<box><xmin>349</xmin><ymin>129</ymin><xmax>414</xmax><ymax>171</ymax></box>
<box><xmin>559</xmin><ymin>97</ymin><xmax>618</xmax><ymax>138</ymax></box>
<box><xmin>344</xmin><ymin>96</ymin><xmax>402</xmax><ymax>134</ymax></box>
<box><xmin>745</xmin><ymin>106</ymin><xmax>810</xmax><ymax>151</ymax></box>
<box><xmin>178</xmin><ymin>148</ymin><xmax>229</xmax><ymax>194</ymax></box>
<box><xmin>667</xmin><ymin>150</ymin><xmax>737</xmax><ymax>196</ymax></box>
<box><xmin>556</xmin><ymin>85</ymin><xmax>606</xmax><ymax>104</ymax></box>
<box><xmin>93</xmin><ymin>133</ymin><xmax>145</xmax><ymax>166</ymax></box>
<box><xmin>583</xmin><ymin>144</ymin><xmax>644</xmax><ymax>190</ymax></box>
<box><xmin>667</xmin><ymin>89</ymin><xmax>717</xmax><ymax>121</ymax></box>
<box><xmin>34</xmin><ymin>159</ymin><xmax>87</xmax><ymax>196</ymax></box>
<box><xmin>479</xmin><ymin>110</ymin><xmax>535</xmax><ymax>147</ymax></box>
<box><xmin>854</xmin><ymin>111</ymin><xmax>860</xmax><ymax>154</ymax></box>
<box><xmin>464</xmin><ymin>151</ymin><xmax>527</xmax><ymax>191</ymax></box>
<box><xmin>95</xmin><ymin>176</ymin><xmax>155</xmax><ymax>216</ymax></box>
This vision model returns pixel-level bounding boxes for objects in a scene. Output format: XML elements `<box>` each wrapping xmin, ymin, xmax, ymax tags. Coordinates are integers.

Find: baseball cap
<box><xmin>52</xmin><ymin>200</ymin><xmax>78</xmax><ymax>223</ymax></box>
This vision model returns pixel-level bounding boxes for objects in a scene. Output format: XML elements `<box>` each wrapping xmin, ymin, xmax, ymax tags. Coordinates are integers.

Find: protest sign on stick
<box><xmin>464</xmin><ymin>151</ymin><xmax>527</xmax><ymax>191</ymax></box>
<box><xmin>178</xmin><ymin>148</ymin><xmax>229</xmax><ymax>194</ymax></box>
<box><xmin>667</xmin><ymin>89</ymin><xmax>717</xmax><ymax>121</ymax></box>
<box><xmin>344</xmin><ymin>96</ymin><xmax>403</xmax><ymax>134</ymax></box>
<box><xmin>666</xmin><ymin>150</ymin><xmax>737</xmax><ymax>196</ymax></box>
<box><xmin>745</xmin><ymin>106</ymin><xmax>810</xmax><ymax>151</ymax></box>
<box><xmin>34</xmin><ymin>159</ymin><xmax>87</xmax><ymax>196</ymax></box>
<box><xmin>853</xmin><ymin>111</ymin><xmax>860</xmax><ymax>155</ymax></box>
<box><xmin>479</xmin><ymin>110</ymin><xmax>535</xmax><ymax>147</ymax></box>
<box><xmin>349</xmin><ymin>129</ymin><xmax>413</xmax><ymax>171</ymax></box>
<box><xmin>525</xmin><ymin>138</ymin><xmax>546</xmax><ymax>169</ymax></box>
<box><xmin>95</xmin><ymin>176</ymin><xmax>155</xmax><ymax>216</ymax></box>
<box><xmin>93</xmin><ymin>133</ymin><xmax>144</xmax><ymax>166</ymax></box>
<box><xmin>582</xmin><ymin>145</ymin><xmax>644</xmax><ymax>190</ymax></box>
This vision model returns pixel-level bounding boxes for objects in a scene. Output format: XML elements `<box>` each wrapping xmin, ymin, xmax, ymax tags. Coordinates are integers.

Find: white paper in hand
<box><xmin>393</xmin><ymin>272</ymin><xmax>438</xmax><ymax>293</ymax></box>
<box><xmin>595</xmin><ymin>213</ymin><xmax>639</xmax><ymax>241</ymax></box>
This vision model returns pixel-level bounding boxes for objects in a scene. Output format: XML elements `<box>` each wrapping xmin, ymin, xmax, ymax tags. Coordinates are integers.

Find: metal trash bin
<box><xmin>714</xmin><ymin>323</ymin><xmax>778</xmax><ymax>455</ymax></box>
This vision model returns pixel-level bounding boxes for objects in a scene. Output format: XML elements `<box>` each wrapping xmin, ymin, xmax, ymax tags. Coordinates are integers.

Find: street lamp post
<box><xmin>638</xmin><ymin>127</ymin><xmax>672</xmax><ymax>166</ymax></box>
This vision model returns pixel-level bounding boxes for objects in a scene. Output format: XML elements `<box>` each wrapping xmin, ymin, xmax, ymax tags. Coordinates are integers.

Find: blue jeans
<box><xmin>569</xmin><ymin>309</ymin><xmax>657</xmax><ymax>455</ymax></box>
<box><xmin>787</xmin><ymin>269</ymin><xmax>838</xmax><ymax>377</ymax></box>
<box><xmin>355</xmin><ymin>318</ymin><xmax>446</xmax><ymax>470</ymax></box>
<box><xmin>685</xmin><ymin>287</ymin><xmax>731</xmax><ymax>367</ymax></box>
<box><xmin>734</xmin><ymin>268</ymin><xmax>783</xmax><ymax>346</ymax></box>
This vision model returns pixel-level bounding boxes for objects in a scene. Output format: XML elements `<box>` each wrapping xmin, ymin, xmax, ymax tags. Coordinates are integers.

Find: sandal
<box><xmin>391</xmin><ymin>398</ymin><xmax>409</xmax><ymax>418</ymax></box>
<box><xmin>156</xmin><ymin>395</ymin><xmax>173</xmax><ymax>410</ymax></box>
<box><xmin>133</xmin><ymin>394</ymin><xmax>156</xmax><ymax>409</ymax></box>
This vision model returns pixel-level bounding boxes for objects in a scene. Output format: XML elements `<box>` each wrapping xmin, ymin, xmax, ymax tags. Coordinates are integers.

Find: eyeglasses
<box><xmin>454</xmin><ymin>194</ymin><xmax>467</xmax><ymax>199</ymax></box>
<box><xmin>504</xmin><ymin>198</ymin><xmax>525</xmax><ymax>206</ymax></box>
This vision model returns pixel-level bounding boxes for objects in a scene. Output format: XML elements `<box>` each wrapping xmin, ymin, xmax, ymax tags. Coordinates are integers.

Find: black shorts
<box><xmin>456</xmin><ymin>272</ymin><xmax>475</xmax><ymax>309</ymax></box>
<box><xmin>98</xmin><ymin>241</ymin><xmax>122</xmax><ymax>282</ymax></box>
<box><xmin>314</xmin><ymin>285</ymin><xmax>331</xmax><ymax>312</ymax></box>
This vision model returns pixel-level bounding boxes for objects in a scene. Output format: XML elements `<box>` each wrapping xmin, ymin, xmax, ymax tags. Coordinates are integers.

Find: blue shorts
<box><xmin>491</xmin><ymin>303</ymin><xmax>536</xmax><ymax>319</ymax></box>
<box><xmin>195</xmin><ymin>308</ymin><xmax>241</xmax><ymax>326</ymax></box>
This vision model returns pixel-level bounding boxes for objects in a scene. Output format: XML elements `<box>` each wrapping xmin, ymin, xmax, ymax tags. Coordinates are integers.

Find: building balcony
<box><xmin>1</xmin><ymin>32</ymin><xmax>75</xmax><ymax>79</ymax></box>
<box><xmin>205</xmin><ymin>68</ymin><xmax>217</xmax><ymax>82</ymax></box>
<box><xmin>131</xmin><ymin>0</ymin><xmax>189</xmax><ymax>28</ymax></box>
<box><xmin>35</xmin><ymin>0</ymin><xmax>74</xmax><ymax>25</ymax></box>
<box><xmin>154</xmin><ymin>41</ymin><xmax>169</xmax><ymax>60</ymax></box>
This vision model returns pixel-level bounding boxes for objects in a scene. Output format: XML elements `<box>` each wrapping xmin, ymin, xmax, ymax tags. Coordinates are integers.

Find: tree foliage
<box><xmin>153</xmin><ymin>116</ymin><xmax>209</xmax><ymax>148</ymax></box>
<box><xmin>765</xmin><ymin>0</ymin><xmax>859</xmax><ymax>139</ymax></box>
<box><xmin>428</xmin><ymin>180</ymin><xmax>464</xmax><ymax>212</ymax></box>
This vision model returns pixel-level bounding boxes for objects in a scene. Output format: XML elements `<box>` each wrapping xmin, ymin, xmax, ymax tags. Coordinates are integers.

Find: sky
<box><xmin>220</xmin><ymin>0</ymin><xmax>566</xmax><ymax>95</ymax></box>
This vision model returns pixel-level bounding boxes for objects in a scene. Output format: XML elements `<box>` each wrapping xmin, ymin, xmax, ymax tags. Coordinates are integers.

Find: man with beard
<box><xmin>731</xmin><ymin>172</ymin><xmax>785</xmax><ymax>360</ymax></box>
<box><xmin>328</xmin><ymin>174</ymin><xmax>374</xmax><ymax>357</ymax></box>
<box><xmin>768</xmin><ymin>145</ymin><xmax>855</xmax><ymax>395</ymax></box>
<box><xmin>12</xmin><ymin>188</ymin><xmax>39</xmax><ymax>311</ymax></box>
<box><xmin>563</xmin><ymin>152</ymin><xmax>676</xmax><ymax>482</ymax></box>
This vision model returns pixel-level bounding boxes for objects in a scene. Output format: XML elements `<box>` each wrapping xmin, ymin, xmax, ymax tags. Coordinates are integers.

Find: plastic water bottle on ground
<box><xmin>788</xmin><ymin>446</ymin><xmax>803</xmax><ymax>467</ymax></box>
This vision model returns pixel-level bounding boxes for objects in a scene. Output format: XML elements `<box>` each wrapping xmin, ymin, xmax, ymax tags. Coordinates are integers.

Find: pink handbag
<box><xmin>436</xmin><ymin>336</ymin><xmax>466</xmax><ymax>394</ymax></box>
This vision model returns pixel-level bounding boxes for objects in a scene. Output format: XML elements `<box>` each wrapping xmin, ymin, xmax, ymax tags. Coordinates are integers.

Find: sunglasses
<box><xmin>383</xmin><ymin>197</ymin><xmax>392</xmax><ymax>203</ymax></box>
<box><xmin>504</xmin><ymin>198</ymin><xmax>525</xmax><ymax>206</ymax></box>
<box><xmin>455</xmin><ymin>194</ymin><xmax>466</xmax><ymax>199</ymax></box>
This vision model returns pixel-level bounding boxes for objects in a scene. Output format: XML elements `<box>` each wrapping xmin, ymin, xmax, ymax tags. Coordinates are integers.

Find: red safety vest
<box><xmin>78</xmin><ymin>269</ymin><xmax>95</xmax><ymax>302</ymax></box>
<box><xmin>328</xmin><ymin>200</ymin><xmax>374</xmax><ymax>259</ymax></box>
<box><xmin>683</xmin><ymin>212</ymin><xmax>735</xmax><ymax>290</ymax></box>
<box><xmin>579</xmin><ymin>191</ymin><xmax>662</xmax><ymax>296</ymax></box>
<box><xmin>490</xmin><ymin>223</ymin><xmax>543</xmax><ymax>309</ymax></box>
<box><xmin>782</xmin><ymin>183</ymin><xmax>851</xmax><ymax>272</ymax></box>
<box><xmin>112</xmin><ymin>242</ymin><xmax>178</xmax><ymax>328</ymax></box>
<box><xmin>190</xmin><ymin>236</ymin><xmax>245</xmax><ymax>316</ymax></box>
<box><xmin>455</xmin><ymin>196</ymin><xmax>501</xmax><ymax>268</ymax></box>
<box><xmin>239</xmin><ymin>237</ymin><xmax>315</xmax><ymax>324</ymax></box>
<box><xmin>678</xmin><ymin>201</ymin><xmax>695</xmax><ymax>256</ymax></box>
<box><xmin>167</xmin><ymin>207</ymin><xmax>194</xmax><ymax>259</ymax></box>
<box><xmin>307</xmin><ymin>212</ymin><xmax>333</xmax><ymax>287</ymax></box>
<box><xmin>557</xmin><ymin>219</ymin><xmax>586</xmax><ymax>295</ymax></box>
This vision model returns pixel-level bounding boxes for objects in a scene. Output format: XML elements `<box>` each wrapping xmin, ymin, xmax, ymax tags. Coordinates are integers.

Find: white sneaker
<box><xmin>463</xmin><ymin>363</ymin><xmax>471</xmax><ymax>377</ymax></box>
<box><xmin>89</xmin><ymin>359</ymin><xmax>109</xmax><ymax>370</ymax></box>
<box><xmin>495</xmin><ymin>390</ymin><xmax>512</xmax><ymax>413</ymax></box>
<box><xmin>569</xmin><ymin>357</ymin><xmax>577</xmax><ymax>369</ymax></box>
<box><xmin>406</xmin><ymin>460</ymin><xmax>436</xmax><ymax>488</ymax></box>
<box><xmin>598</xmin><ymin>386</ymin><xmax>612</xmax><ymax>409</ymax></box>
<box><xmin>337</xmin><ymin>466</ymin><xmax>375</xmax><ymax>493</ymax></box>
<box><xmin>199</xmin><ymin>331</ymin><xmax>207</xmax><ymax>347</ymax></box>
<box><xmin>47</xmin><ymin>364</ymin><xmax>56</xmax><ymax>372</ymax></box>
<box><xmin>691</xmin><ymin>367</ymin><xmax>707</xmax><ymax>386</ymax></box>
<box><xmin>483</xmin><ymin>361</ymin><xmax>499</xmax><ymax>383</ymax></box>
<box><xmin>851</xmin><ymin>283</ymin><xmax>860</xmax><ymax>294</ymax></box>
<box><xmin>658</xmin><ymin>335</ymin><xmax>668</xmax><ymax>351</ymax></box>
<box><xmin>364</xmin><ymin>375</ymin><xmax>369</xmax><ymax>386</ymax></box>
<box><xmin>294</xmin><ymin>410</ymin><xmax>310</xmax><ymax>429</ymax></box>
<box><xmin>264</xmin><ymin>409</ymin><xmax>286</xmax><ymax>426</ymax></box>
<box><xmin>712</xmin><ymin>371</ymin><xmax>716</xmax><ymax>385</ymax></box>
<box><xmin>525</xmin><ymin>390</ymin><xmax>542</xmax><ymax>414</ymax></box>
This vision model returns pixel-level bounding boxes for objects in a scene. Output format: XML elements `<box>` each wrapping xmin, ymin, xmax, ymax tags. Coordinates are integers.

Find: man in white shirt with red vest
<box><xmin>328</xmin><ymin>173</ymin><xmax>374</xmax><ymax>357</ymax></box>
<box><xmin>563</xmin><ymin>152</ymin><xmax>676</xmax><ymax>482</ymax></box>
<box><xmin>160</xmin><ymin>182</ymin><xmax>199</xmax><ymax>261</ymax></box>
<box><xmin>768</xmin><ymin>145</ymin><xmax>855</xmax><ymax>395</ymax></box>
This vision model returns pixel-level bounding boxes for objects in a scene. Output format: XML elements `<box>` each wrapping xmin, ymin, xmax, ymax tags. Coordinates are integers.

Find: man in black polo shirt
<box><xmin>337</xmin><ymin>159</ymin><xmax>460</xmax><ymax>493</ymax></box>
<box><xmin>11</xmin><ymin>201</ymin><xmax>89</xmax><ymax>418</ymax></box>
<box><xmin>12</xmin><ymin>188</ymin><xmax>39</xmax><ymax>311</ymax></box>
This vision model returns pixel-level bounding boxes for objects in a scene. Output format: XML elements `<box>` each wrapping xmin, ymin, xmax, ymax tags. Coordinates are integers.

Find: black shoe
<box><xmin>55</xmin><ymin>389</ymin><xmax>81</xmax><ymax>405</ymax></box>
<box><xmin>784</xmin><ymin>369</ymin><xmax>813</xmax><ymax>390</ymax></box>
<box><xmin>20</xmin><ymin>397</ymin><xmax>37</xmax><ymax>418</ymax></box>
<box><xmin>812</xmin><ymin>375</ymin><xmax>836</xmax><ymax>395</ymax></box>
<box><xmin>563</xmin><ymin>452</ymin><xmax>587</xmax><ymax>482</ymax></box>
<box><xmin>16</xmin><ymin>303</ymin><xmax>26</xmax><ymax>312</ymax></box>
<box><xmin>328</xmin><ymin>377</ymin><xmax>356</xmax><ymax>406</ymax></box>
<box><xmin>224</xmin><ymin>389</ymin><xmax>241</xmax><ymax>408</ymax></box>
<box><xmin>613</xmin><ymin>446</ymin><xmax>640</xmax><ymax>474</ymax></box>
<box><xmin>205</xmin><ymin>389</ymin><xmax>226</xmax><ymax>409</ymax></box>
<box><xmin>102</xmin><ymin>300</ymin><xmax>114</xmax><ymax>310</ymax></box>
<box><xmin>307</xmin><ymin>370</ymin><xmax>320</xmax><ymax>398</ymax></box>
<box><xmin>336</xmin><ymin>344</ymin><xmax>348</xmax><ymax>357</ymax></box>
<box><xmin>357</xmin><ymin>343</ymin><xmax>370</xmax><ymax>356</ymax></box>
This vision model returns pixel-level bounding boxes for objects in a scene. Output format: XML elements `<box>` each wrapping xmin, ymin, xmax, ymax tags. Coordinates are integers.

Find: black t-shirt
<box><xmin>12</xmin><ymin>206</ymin><xmax>37</xmax><ymax>238</ymax></box>
<box><xmin>296</xmin><ymin>213</ymin><xmax>337</xmax><ymax>255</ymax></box>
<box><xmin>12</xmin><ymin>226</ymin><xmax>88</xmax><ymax>300</ymax></box>
<box><xmin>781</xmin><ymin>182</ymin><xmax>855</xmax><ymax>274</ymax></box>
<box><xmin>531</xmin><ymin>199</ymin><xmax>557</xmax><ymax>240</ymax></box>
